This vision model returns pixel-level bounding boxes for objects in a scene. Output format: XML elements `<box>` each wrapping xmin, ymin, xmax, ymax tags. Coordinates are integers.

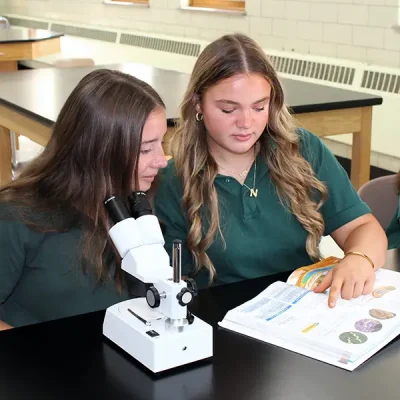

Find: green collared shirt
<box><xmin>0</xmin><ymin>205</ymin><xmax>130</xmax><ymax>328</ymax></box>
<box><xmin>154</xmin><ymin>128</ymin><xmax>371</xmax><ymax>288</ymax></box>
<box><xmin>386</xmin><ymin>198</ymin><xmax>400</xmax><ymax>249</ymax></box>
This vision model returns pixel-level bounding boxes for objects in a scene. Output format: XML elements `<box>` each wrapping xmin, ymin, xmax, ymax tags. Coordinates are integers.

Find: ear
<box><xmin>193</xmin><ymin>94</ymin><xmax>202</xmax><ymax>114</ymax></box>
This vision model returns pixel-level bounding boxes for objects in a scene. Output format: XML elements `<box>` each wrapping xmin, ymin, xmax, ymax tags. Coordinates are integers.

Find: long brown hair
<box><xmin>171</xmin><ymin>33</ymin><xmax>328</xmax><ymax>283</ymax></box>
<box><xmin>0</xmin><ymin>69</ymin><xmax>165</xmax><ymax>290</ymax></box>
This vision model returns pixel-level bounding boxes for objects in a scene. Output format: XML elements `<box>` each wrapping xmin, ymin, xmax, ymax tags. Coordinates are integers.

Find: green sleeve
<box><xmin>299</xmin><ymin>129</ymin><xmax>371</xmax><ymax>236</ymax></box>
<box><xmin>154</xmin><ymin>163</ymin><xmax>194</xmax><ymax>276</ymax></box>
<box><xmin>0</xmin><ymin>211</ymin><xmax>26</xmax><ymax>303</ymax></box>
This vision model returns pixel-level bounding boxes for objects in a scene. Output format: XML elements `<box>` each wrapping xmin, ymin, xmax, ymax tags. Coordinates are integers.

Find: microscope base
<box><xmin>103</xmin><ymin>298</ymin><xmax>213</xmax><ymax>373</ymax></box>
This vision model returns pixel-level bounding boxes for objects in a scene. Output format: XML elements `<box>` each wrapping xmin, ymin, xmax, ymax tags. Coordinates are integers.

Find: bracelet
<box><xmin>344</xmin><ymin>251</ymin><xmax>375</xmax><ymax>270</ymax></box>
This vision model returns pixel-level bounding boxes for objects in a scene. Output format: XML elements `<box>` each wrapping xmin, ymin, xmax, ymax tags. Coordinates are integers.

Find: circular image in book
<box><xmin>339</xmin><ymin>331</ymin><xmax>368</xmax><ymax>345</ymax></box>
<box><xmin>372</xmin><ymin>286</ymin><xmax>396</xmax><ymax>298</ymax></box>
<box><xmin>369</xmin><ymin>309</ymin><xmax>396</xmax><ymax>320</ymax></box>
<box><xmin>354</xmin><ymin>319</ymin><xmax>382</xmax><ymax>333</ymax></box>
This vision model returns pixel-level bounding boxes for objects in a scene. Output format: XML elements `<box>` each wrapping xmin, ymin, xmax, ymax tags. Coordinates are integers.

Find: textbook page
<box><xmin>218</xmin><ymin>268</ymin><xmax>400</xmax><ymax>371</ymax></box>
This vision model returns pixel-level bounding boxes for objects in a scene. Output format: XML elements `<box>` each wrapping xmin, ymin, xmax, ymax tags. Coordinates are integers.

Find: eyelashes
<box><xmin>221</xmin><ymin>107</ymin><xmax>266</xmax><ymax>114</ymax></box>
<box><xmin>141</xmin><ymin>141</ymin><xmax>166</xmax><ymax>155</ymax></box>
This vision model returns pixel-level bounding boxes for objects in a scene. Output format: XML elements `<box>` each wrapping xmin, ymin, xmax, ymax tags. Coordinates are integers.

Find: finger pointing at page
<box><xmin>314</xmin><ymin>269</ymin><xmax>343</xmax><ymax>308</ymax></box>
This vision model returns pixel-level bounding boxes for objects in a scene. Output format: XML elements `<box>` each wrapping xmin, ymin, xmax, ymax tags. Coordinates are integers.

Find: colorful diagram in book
<box><xmin>339</xmin><ymin>332</ymin><xmax>368</xmax><ymax>345</ymax></box>
<box><xmin>369</xmin><ymin>309</ymin><xmax>396</xmax><ymax>319</ymax></box>
<box><xmin>286</xmin><ymin>256</ymin><xmax>341</xmax><ymax>290</ymax></box>
<box><xmin>354</xmin><ymin>319</ymin><xmax>382</xmax><ymax>332</ymax></box>
<box><xmin>372</xmin><ymin>286</ymin><xmax>396</xmax><ymax>298</ymax></box>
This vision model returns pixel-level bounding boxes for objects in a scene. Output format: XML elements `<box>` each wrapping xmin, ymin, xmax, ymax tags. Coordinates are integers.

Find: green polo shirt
<box><xmin>386</xmin><ymin>197</ymin><xmax>400</xmax><ymax>249</ymax></box>
<box><xmin>0</xmin><ymin>204</ymin><xmax>129</xmax><ymax>328</ymax></box>
<box><xmin>154</xmin><ymin>128</ymin><xmax>371</xmax><ymax>288</ymax></box>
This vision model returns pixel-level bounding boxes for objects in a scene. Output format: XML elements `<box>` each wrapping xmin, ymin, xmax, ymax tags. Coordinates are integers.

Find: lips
<box><xmin>232</xmin><ymin>133</ymin><xmax>252</xmax><ymax>141</ymax></box>
<box><xmin>142</xmin><ymin>175</ymin><xmax>156</xmax><ymax>181</ymax></box>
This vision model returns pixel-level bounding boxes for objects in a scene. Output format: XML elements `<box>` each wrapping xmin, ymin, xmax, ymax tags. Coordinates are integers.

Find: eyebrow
<box><xmin>141</xmin><ymin>139</ymin><xmax>158</xmax><ymax>145</ymax></box>
<box><xmin>215</xmin><ymin>96</ymin><xmax>270</xmax><ymax>106</ymax></box>
<box><xmin>141</xmin><ymin>129</ymin><xmax>168</xmax><ymax>145</ymax></box>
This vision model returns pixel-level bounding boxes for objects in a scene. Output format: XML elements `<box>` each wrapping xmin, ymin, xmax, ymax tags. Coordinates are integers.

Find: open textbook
<box><xmin>218</xmin><ymin>257</ymin><xmax>400</xmax><ymax>371</ymax></box>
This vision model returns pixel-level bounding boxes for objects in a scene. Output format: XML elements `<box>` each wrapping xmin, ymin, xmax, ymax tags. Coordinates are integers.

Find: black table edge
<box><xmin>0</xmin><ymin>96</ymin><xmax>383</xmax><ymax>130</ymax></box>
<box><xmin>290</xmin><ymin>96</ymin><xmax>383</xmax><ymax>114</ymax></box>
<box><xmin>0</xmin><ymin>99</ymin><xmax>55</xmax><ymax>127</ymax></box>
<box><xmin>0</xmin><ymin>32</ymin><xmax>64</xmax><ymax>44</ymax></box>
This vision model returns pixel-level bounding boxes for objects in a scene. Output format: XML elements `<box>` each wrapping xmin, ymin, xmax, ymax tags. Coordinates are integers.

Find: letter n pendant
<box><xmin>250</xmin><ymin>188</ymin><xmax>258</xmax><ymax>198</ymax></box>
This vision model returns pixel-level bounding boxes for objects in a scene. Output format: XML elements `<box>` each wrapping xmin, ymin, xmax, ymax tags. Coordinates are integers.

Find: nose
<box><xmin>152</xmin><ymin>149</ymin><xmax>168</xmax><ymax>169</ymax></box>
<box><xmin>159</xmin><ymin>155</ymin><xmax>168</xmax><ymax>169</ymax></box>
<box><xmin>236</xmin><ymin>109</ymin><xmax>251</xmax><ymax>130</ymax></box>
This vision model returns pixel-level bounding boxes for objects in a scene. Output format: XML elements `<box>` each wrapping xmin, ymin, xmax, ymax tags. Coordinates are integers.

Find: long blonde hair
<box><xmin>171</xmin><ymin>33</ymin><xmax>327</xmax><ymax>283</ymax></box>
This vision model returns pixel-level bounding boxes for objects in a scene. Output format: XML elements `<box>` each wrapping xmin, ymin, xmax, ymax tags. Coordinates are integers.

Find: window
<box><xmin>190</xmin><ymin>1</ymin><xmax>245</xmax><ymax>12</ymax></box>
<box><xmin>109</xmin><ymin>0</ymin><xmax>148</xmax><ymax>4</ymax></box>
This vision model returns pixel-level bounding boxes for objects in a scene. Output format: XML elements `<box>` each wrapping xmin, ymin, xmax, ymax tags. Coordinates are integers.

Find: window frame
<box><xmin>190</xmin><ymin>0</ymin><xmax>245</xmax><ymax>12</ymax></box>
<box><xmin>109</xmin><ymin>0</ymin><xmax>148</xmax><ymax>4</ymax></box>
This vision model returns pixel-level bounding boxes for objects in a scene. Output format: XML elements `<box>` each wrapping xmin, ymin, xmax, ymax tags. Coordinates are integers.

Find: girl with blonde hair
<box><xmin>155</xmin><ymin>33</ymin><xmax>387</xmax><ymax>308</ymax></box>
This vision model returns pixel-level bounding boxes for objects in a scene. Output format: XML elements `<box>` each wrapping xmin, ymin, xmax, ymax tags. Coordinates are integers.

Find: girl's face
<box><xmin>136</xmin><ymin>108</ymin><xmax>168</xmax><ymax>191</ymax></box>
<box><xmin>198</xmin><ymin>72</ymin><xmax>271</xmax><ymax>156</ymax></box>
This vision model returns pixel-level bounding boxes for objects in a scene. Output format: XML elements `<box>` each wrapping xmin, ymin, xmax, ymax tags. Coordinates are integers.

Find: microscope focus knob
<box><xmin>177</xmin><ymin>287</ymin><xmax>194</xmax><ymax>307</ymax></box>
<box><xmin>146</xmin><ymin>286</ymin><xmax>161</xmax><ymax>308</ymax></box>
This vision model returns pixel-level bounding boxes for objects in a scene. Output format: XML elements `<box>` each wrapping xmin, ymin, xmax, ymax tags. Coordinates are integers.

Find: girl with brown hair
<box><xmin>0</xmin><ymin>69</ymin><xmax>168</xmax><ymax>329</ymax></box>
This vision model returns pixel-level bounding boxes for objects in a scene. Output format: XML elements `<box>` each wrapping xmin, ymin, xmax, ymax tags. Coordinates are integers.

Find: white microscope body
<box><xmin>102</xmin><ymin>193</ymin><xmax>213</xmax><ymax>373</ymax></box>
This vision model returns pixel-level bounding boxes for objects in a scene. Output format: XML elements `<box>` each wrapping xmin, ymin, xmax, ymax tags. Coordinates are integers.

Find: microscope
<box><xmin>102</xmin><ymin>192</ymin><xmax>213</xmax><ymax>373</ymax></box>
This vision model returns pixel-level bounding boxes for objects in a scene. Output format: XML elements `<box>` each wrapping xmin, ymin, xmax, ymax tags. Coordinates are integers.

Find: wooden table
<box><xmin>0</xmin><ymin>27</ymin><xmax>62</xmax><ymax>72</ymax></box>
<box><xmin>0</xmin><ymin>63</ymin><xmax>382</xmax><ymax>188</ymax></box>
<box><xmin>1</xmin><ymin>249</ymin><xmax>400</xmax><ymax>400</ymax></box>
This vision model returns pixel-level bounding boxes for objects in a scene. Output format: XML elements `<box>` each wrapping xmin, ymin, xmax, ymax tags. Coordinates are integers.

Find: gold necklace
<box><xmin>242</xmin><ymin>159</ymin><xmax>258</xmax><ymax>198</ymax></box>
<box><xmin>211</xmin><ymin>149</ymin><xmax>258</xmax><ymax>198</ymax></box>
<box><xmin>214</xmin><ymin>158</ymin><xmax>253</xmax><ymax>178</ymax></box>
<box><xmin>213</xmin><ymin>156</ymin><xmax>258</xmax><ymax>198</ymax></box>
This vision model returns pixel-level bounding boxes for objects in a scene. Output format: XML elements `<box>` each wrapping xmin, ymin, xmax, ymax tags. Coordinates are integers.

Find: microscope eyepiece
<box><xmin>104</xmin><ymin>196</ymin><xmax>131</xmax><ymax>224</ymax></box>
<box><xmin>128</xmin><ymin>191</ymin><xmax>153</xmax><ymax>218</ymax></box>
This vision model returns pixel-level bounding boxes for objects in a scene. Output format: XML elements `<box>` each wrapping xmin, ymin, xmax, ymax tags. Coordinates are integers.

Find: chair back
<box><xmin>358</xmin><ymin>174</ymin><xmax>399</xmax><ymax>230</ymax></box>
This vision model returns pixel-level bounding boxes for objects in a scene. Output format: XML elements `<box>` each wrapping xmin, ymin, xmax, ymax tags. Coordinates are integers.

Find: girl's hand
<box><xmin>313</xmin><ymin>256</ymin><xmax>375</xmax><ymax>308</ymax></box>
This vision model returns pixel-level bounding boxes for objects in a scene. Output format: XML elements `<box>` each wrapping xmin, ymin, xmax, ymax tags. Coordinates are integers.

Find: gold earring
<box><xmin>195</xmin><ymin>112</ymin><xmax>203</xmax><ymax>122</ymax></box>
